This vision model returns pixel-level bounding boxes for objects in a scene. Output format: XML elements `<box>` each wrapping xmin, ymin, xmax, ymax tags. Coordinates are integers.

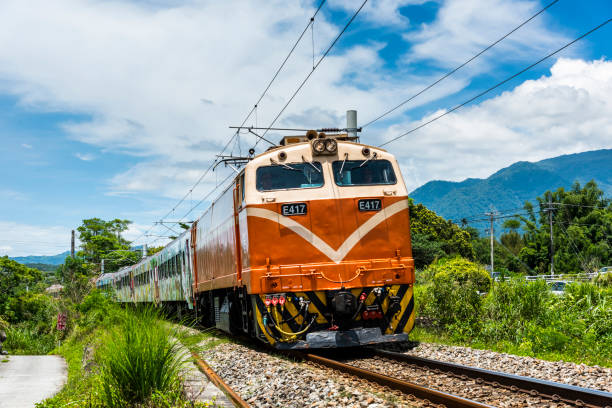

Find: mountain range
<box><xmin>10</xmin><ymin>251</ymin><xmax>70</xmax><ymax>266</ymax></box>
<box><xmin>409</xmin><ymin>149</ymin><xmax>612</xmax><ymax>224</ymax></box>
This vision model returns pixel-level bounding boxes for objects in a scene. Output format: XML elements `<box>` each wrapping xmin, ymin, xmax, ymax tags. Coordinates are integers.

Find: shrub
<box><xmin>97</xmin><ymin>308</ymin><xmax>184</xmax><ymax>407</ymax></box>
<box><xmin>427</xmin><ymin>257</ymin><xmax>491</xmax><ymax>333</ymax></box>
<box><xmin>594</xmin><ymin>272</ymin><xmax>612</xmax><ymax>287</ymax></box>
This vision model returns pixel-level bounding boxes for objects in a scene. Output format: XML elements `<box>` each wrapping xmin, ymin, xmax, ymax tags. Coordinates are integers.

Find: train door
<box><xmin>181</xmin><ymin>239</ymin><xmax>194</xmax><ymax>309</ymax></box>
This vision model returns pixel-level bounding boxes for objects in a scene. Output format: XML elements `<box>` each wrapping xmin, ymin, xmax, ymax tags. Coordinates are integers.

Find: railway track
<box><xmin>301</xmin><ymin>352</ymin><xmax>492</xmax><ymax>408</ymax></box>
<box><xmin>373</xmin><ymin>349</ymin><xmax>612</xmax><ymax>408</ymax></box>
<box><xmin>192</xmin><ymin>351</ymin><xmax>251</xmax><ymax>408</ymax></box>
<box><xmin>299</xmin><ymin>348</ymin><xmax>612</xmax><ymax>408</ymax></box>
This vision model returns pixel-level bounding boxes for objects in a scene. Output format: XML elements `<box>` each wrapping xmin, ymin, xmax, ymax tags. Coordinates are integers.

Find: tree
<box><xmin>56</xmin><ymin>256</ymin><xmax>92</xmax><ymax>303</ymax></box>
<box><xmin>0</xmin><ymin>257</ymin><xmax>44</xmax><ymax>321</ymax></box>
<box><xmin>77</xmin><ymin>218</ymin><xmax>132</xmax><ymax>265</ymax></box>
<box><xmin>409</xmin><ymin>200</ymin><xmax>474</xmax><ymax>269</ymax></box>
<box><xmin>518</xmin><ymin>181</ymin><xmax>612</xmax><ymax>274</ymax></box>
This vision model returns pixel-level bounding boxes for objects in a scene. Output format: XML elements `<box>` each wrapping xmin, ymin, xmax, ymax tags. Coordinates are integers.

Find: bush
<box><xmin>97</xmin><ymin>308</ymin><xmax>184</xmax><ymax>407</ymax></box>
<box><xmin>426</xmin><ymin>257</ymin><xmax>491</xmax><ymax>335</ymax></box>
<box><xmin>594</xmin><ymin>272</ymin><xmax>612</xmax><ymax>287</ymax></box>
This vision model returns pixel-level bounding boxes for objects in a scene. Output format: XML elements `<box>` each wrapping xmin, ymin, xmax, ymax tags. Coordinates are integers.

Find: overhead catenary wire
<box><xmin>363</xmin><ymin>0</ymin><xmax>560</xmax><ymax>129</ymax></box>
<box><xmin>380</xmin><ymin>17</ymin><xmax>612</xmax><ymax>147</ymax></box>
<box><xmin>133</xmin><ymin>0</ymin><xmax>326</xmax><ymax>242</ymax></box>
<box><xmin>133</xmin><ymin>1</ymin><xmax>330</xmax><ymax>246</ymax></box>
<box><xmin>253</xmin><ymin>0</ymin><xmax>369</xmax><ymax>149</ymax></box>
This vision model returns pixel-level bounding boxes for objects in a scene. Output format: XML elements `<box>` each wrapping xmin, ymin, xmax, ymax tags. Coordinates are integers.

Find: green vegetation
<box><xmin>39</xmin><ymin>292</ymin><xmax>214</xmax><ymax>408</ymax></box>
<box><xmin>415</xmin><ymin>257</ymin><xmax>612</xmax><ymax>366</ymax></box>
<box><xmin>409</xmin><ymin>200</ymin><xmax>474</xmax><ymax>268</ymax></box>
<box><xmin>0</xmin><ymin>257</ymin><xmax>61</xmax><ymax>354</ymax></box>
<box><xmin>464</xmin><ymin>181</ymin><xmax>611</xmax><ymax>275</ymax></box>
<box><xmin>98</xmin><ymin>309</ymin><xmax>183</xmax><ymax>406</ymax></box>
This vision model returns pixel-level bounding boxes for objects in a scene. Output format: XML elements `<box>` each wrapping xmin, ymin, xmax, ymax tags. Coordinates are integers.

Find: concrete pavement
<box><xmin>0</xmin><ymin>355</ymin><xmax>67</xmax><ymax>408</ymax></box>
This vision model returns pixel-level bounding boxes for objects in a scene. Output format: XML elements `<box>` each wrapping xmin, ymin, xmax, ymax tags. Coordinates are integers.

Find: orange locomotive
<box><xmin>191</xmin><ymin>121</ymin><xmax>414</xmax><ymax>349</ymax></box>
<box><xmin>110</xmin><ymin>112</ymin><xmax>415</xmax><ymax>348</ymax></box>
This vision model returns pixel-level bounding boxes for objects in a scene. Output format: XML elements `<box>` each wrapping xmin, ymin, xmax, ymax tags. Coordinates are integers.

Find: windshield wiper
<box><xmin>301</xmin><ymin>155</ymin><xmax>321</xmax><ymax>173</ymax></box>
<box><xmin>338</xmin><ymin>153</ymin><xmax>349</xmax><ymax>179</ymax></box>
<box><xmin>270</xmin><ymin>158</ymin><xmax>297</xmax><ymax>171</ymax></box>
<box><xmin>359</xmin><ymin>151</ymin><xmax>377</xmax><ymax>167</ymax></box>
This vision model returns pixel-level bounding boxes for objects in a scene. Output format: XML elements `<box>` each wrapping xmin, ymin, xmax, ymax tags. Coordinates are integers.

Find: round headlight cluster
<box><xmin>325</xmin><ymin>139</ymin><xmax>337</xmax><ymax>153</ymax></box>
<box><xmin>312</xmin><ymin>139</ymin><xmax>326</xmax><ymax>154</ymax></box>
<box><xmin>311</xmin><ymin>137</ymin><xmax>338</xmax><ymax>155</ymax></box>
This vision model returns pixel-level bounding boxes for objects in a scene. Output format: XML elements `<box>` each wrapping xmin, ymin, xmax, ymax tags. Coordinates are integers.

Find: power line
<box><xmin>380</xmin><ymin>17</ymin><xmax>612</xmax><ymax>147</ymax></box>
<box><xmin>134</xmin><ymin>1</ymin><xmax>330</xmax><ymax>245</ymax></box>
<box><xmin>363</xmin><ymin>0</ymin><xmax>560</xmax><ymax>128</ymax></box>
<box><xmin>179</xmin><ymin>173</ymin><xmax>235</xmax><ymax>221</ymax></box>
<box><xmin>253</xmin><ymin>0</ymin><xmax>369</xmax><ymax>149</ymax></box>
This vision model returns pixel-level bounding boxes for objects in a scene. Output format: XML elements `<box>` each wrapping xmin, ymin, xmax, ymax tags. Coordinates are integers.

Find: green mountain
<box><xmin>10</xmin><ymin>251</ymin><xmax>70</xmax><ymax>266</ymax></box>
<box><xmin>409</xmin><ymin>149</ymin><xmax>612</xmax><ymax>223</ymax></box>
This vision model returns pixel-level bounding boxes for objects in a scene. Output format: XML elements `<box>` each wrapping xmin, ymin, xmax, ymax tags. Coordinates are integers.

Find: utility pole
<box><xmin>70</xmin><ymin>230</ymin><xmax>75</xmax><ymax>258</ymax></box>
<box><xmin>485</xmin><ymin>211</ymin><xmax>497</xmax><ymax>274</ymax></box>
<box><xmin>545</xmin><ymin>196</ymin><xmax>555</xmax><ymax>275</ymax></box>
<box><xmin>142</xmin><ymin>243</ymin><xmax>147</xmax><ymax>259</ymax></box>
<box><xmin>101</xmin><ymin>259</ymin><xmax>105</xmax><ymax>275</ymax></box>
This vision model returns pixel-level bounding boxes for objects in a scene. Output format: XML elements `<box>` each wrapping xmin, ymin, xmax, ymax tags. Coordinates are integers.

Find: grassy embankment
<box><xmin>37</xmin><ymin>291</ymin><xmax>223</xmax><ymax>408</ymax></box>
<box><xmin>412</xmin><ymin>257</ymin><xmax>612</xmax><ymax>367</ymax></box>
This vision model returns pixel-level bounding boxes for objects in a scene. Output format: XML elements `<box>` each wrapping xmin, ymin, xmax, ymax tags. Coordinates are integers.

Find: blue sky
<box><xmin>0</xmin><ymin>0</ymin><xmax>610</xmax><ymax>256</ymax></box>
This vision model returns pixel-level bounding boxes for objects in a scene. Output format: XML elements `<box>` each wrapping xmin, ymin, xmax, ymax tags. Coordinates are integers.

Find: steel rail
<box><xmin>302</xmin><ymin>353</ymin><xmax>493</xmax><ymax>408</ymax></box>
<box><xmin>192</xmin><ymin>352</ymin><xmax>251</xmax><ymax>408</ymax></box>
<box><xmin>375</xmin><ymin>349</ymin><xmax>612</xmax><ymax>408</ymax></box>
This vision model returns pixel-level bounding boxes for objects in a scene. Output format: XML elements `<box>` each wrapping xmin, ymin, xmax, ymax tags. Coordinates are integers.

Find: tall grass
<box><xmin>97</xmin><ymin>308</ymin><xmax>184</xmax><ymax>407</ymax></box>
<box><xmin>4</xmin><ymin>325</ymin><xmax>57</xmax><ymax>355</ymax></box>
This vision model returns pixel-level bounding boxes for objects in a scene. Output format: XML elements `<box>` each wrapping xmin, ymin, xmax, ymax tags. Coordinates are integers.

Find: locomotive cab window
<box><xmin>332</xmin><ymin>159</ymin><xmax>397</xmax><ymax>186</ymax></box>
<box><xmin>256</xmin><ymin>162</ymin><xmax>324</xmax><ymax>191</ymax></box>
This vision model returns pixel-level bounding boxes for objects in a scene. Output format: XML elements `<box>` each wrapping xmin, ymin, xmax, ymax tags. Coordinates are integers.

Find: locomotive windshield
<box><xmin>256</xmin><ymin>162</ymin><xmax>324</xmax><ymax>191</ymax></box>
<box><xmin>332</xmin><ymin>159</ymin><xmax>397</xmax><ymax>186</ymax></box>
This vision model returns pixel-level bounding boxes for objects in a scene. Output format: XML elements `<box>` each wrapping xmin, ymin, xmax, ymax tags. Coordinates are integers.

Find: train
<box><xmin>97</xmin><ymin>111</ymin><xmax>415</xmax><ymax>349</ymax></box>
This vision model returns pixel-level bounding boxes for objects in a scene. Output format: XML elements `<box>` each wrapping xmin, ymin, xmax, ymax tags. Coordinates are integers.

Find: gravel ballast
<box><xmin>202</xmin><ymin>340</ymin><xmax>426</xmax><ymax>408</ymax></box>
<box><xmin>400</xmin><ymin>342</ymin><xmax>612</xmax><ymax>393</ymax></box>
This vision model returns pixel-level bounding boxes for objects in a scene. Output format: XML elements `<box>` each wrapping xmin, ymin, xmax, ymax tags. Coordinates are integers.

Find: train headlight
<box><xmin>312</xmin><ymin>139</ymin><xmax>326</xmax><ymax>155</ymax></box>
<box><xmin>325</xmin><ymin>139</ymin><xmax>337</xmax><ymax>153</ymax></box>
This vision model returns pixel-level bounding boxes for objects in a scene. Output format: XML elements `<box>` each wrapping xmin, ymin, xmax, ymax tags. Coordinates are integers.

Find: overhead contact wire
<box><xmin>363</xmin><ymin>0</ymin><xmax>561</xmax><ymax>128</ymax></box>
<box><xmin>137</xmin><ymin>1</ymin><xmax>330</xmax><ymax>246</ymax></box>
<box><xmin>254</xmin><ymin>0</ymin><xmax>369</xmax><ymax>148</ymax></box>
<box><xmin>380</xmin><ymin>17</ymin><xmax>612</xmax><ymax>147</ymax></box>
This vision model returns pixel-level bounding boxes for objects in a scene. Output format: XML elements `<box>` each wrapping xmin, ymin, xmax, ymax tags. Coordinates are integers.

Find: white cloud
<box><xmin>0</xmin><ymin>221</ymin><xmax>72</xmax><ymax>256</ymax></box>
<box><xmin>381</xmin><ymin>58</ymin><xmax>612</xmax><ymax>191</ymax></box>
<box><xmin>405</xmin><ymin>0</ymin><xmax>569</xmax><ymax>69</ymax></box>
<box><xmin>21</xmin><ymin>143</ymin><xmax>32</xmax><ymax>149</ymax></box>
<box><xmin>75</xmin><ymin>152</ymin><xmax>95</xmax><ymax>161</ymax></box>
<box><xmin>0</xmin><ymin>0</ymin><xmax>581</xmax><ymax>206</ymax></box>
<box><xmin>0</xmin><ymin>220</ymin><xmax>165</xmax><ymax>256</ymax></box>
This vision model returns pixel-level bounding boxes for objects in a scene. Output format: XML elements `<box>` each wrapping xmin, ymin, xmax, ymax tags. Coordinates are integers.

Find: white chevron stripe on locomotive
<box><xmin>247</xmin><ymin>200</ymin><xmax>409</xmax><ymax>264</ymax></box>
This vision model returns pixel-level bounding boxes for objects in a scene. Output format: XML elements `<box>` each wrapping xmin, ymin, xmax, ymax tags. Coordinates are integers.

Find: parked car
<box><xmin>549</xmin><ymin>281</ymin><xmax>568</xmax><ymax>295</ymax></box>
<box><xmin>598</xmin><ymin>266</ymin><xmax>612</xmax><ymax>274</ymax></box>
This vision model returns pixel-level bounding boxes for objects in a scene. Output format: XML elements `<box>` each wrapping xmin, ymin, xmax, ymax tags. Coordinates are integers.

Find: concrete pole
<box><xmin>548</xmin><ymin>197</ymin><xmax>554</xmax><ymax>275</ymax></box>
<box><xmin>70</xmin><ymin>230</ymin><xmax>75</xmax><ymax>258</ymax></box>
<box><xmin>490</xmin><ymin>214</ymin><xmax>495</xmax><ymax>273</ymax></box>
